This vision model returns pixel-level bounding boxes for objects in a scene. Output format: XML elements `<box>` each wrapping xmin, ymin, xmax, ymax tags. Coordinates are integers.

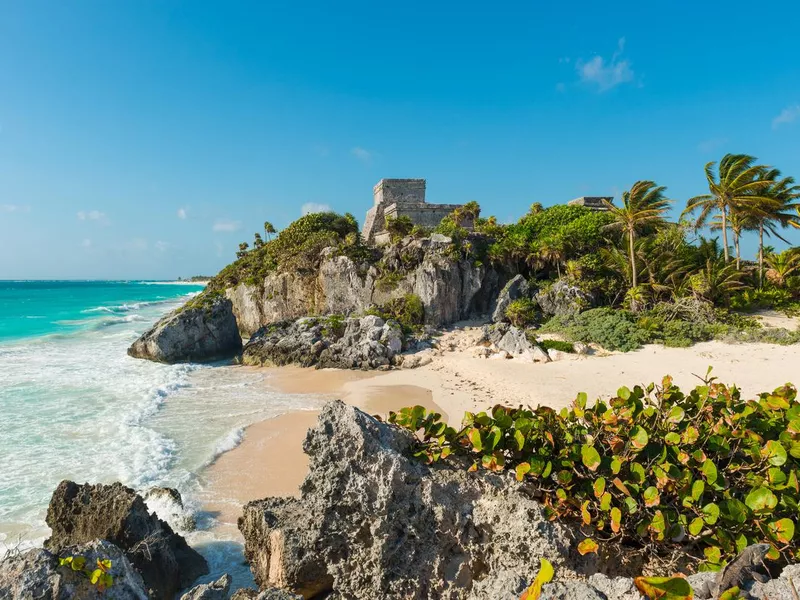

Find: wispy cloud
<box><xmin>351</xmin><ymin>147</ymin><xmax>373</xmax><ymax>164</ymax></box>
<box><xmin>576</xmin><ymin>38</ymin><xmax>635</xmax><ymax>92</ymax></box>
<box><xmin>154</xmin><ymin>240</ymin><xmax>169</xmax><ymax>252</ymax></box>
<box><xmin>177</xmin><ymin>207</ymin><xmax>188</xmax><ymax>220</ymax></box>
<box><xmin>1</xmin><ymin>204</ymin><xmax>30</xmax><ymax>213</ymax></box>
<box><xmin>301</xmin><ymin>202</ymin><xmax>331</xmax><ymax>215</ymax></box>
<box><xmin>698</xmin><ymin>137</ymin><xmax>728</xmax><ymax>153</ymax></box>
<box><xmin>772</xmin><ymin>104</ymin><xmax>800</xmax><ymax>129</ymax></box>
<box><xmin>212</xmin><ymin>219</ymin><xmax>241</xmax><ymax>233</ymax></box>
<box><xmin>77</xmin><ymin>210</ymin><xmax>109</xmax><ymax>224</ymax></box>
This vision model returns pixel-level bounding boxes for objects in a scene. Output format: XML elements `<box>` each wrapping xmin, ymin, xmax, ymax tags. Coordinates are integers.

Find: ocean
<box><xmin>0</xmin><ymin>280</ymin><xmax>317</xmax><ymax>587</ymax></box>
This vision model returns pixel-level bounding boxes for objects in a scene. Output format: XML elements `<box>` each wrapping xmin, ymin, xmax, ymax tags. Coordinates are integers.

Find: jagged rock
<box><xmin>238</xmin><ymin>401</ymin><xmax>581</xmax><ymax>599</ymax></box>
<box><xmin>535</xmin><ymin>280</ymin><xmax>591</xmax><ymax>318</ymax></box>
<box><xmin>491</xmin><ymin>275</ymin><xmax>532</xmax><ymax>323</ymax></box>
<box><xmin>45</xmin><ymin>481</ymin><xmax>209</xmax><ymax>599</ymax></box>
<box><xmin>230</xmin><ymin>590</ymin><xmax>259</xmax><ymax>600</ymax></box>
<box><xmin>492</xmin><ymin>326</ymin><xmax>551</xmax><ymax>362</ymax></box>
<box><xmin>143</xmin><ymin>487</ymin><xmax>196</xmax><ymax>532</ymax></box>
<box><xmin>179</xmin><ymin>574</ymin><xmax>231</xmax><ymax>600</ymax></box>
<box><xmin>400</xmin><ymin>349</ymin><xmax>434</xmax><ymax>369</ymax></box>
<box><xmin>0</xmin><ymin>540</ymin><xmax>147</xmax><ymax>600</ymax></box>
<box><xmin>128</xmin><ymin>297</ymin><xmax>242</xmax><ymax>363</ymax></box>
<box><xmin>241</xmin><ymin>316</ymin><xmax>404</xmax><ymax>370</ymax></box>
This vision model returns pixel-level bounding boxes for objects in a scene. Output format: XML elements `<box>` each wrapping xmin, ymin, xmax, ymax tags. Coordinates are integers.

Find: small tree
<box><xmin>253</xmin><ymin>232</ymin><xmax>264</xmax><ymax>248</ymax></box>
<box><xmin>236</xmin><ymin>242</ymin><xmax>250</xmax><ymax>258</ymax></box>
<box><xmin>264</xmin><ymin>221</ymin><xmax>276</xmax><ymax>241</ymax></box>
<box><xmin>385</xmin><ymin>215</ymin><xmax>414</xmax><ymax>242</ymax></box>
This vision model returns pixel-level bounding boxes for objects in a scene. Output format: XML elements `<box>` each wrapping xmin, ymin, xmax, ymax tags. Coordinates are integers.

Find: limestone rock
<box><xmin>491</xmin><ymin>275</ymin><xmax>532</xmax><ymax>323</ymax></box>
<box><xmin>535</xmin><ymin>280</ymin><xmax>591</xmax><ymax>318</ymax></box>
<box><xmin>179</xmin><ymin>574</ymin><xmax>231</xmax><ymax>600</ymax></box>
<box><xmin>143</xmin><ymin>487</ymin><xmax>196</xmax><ymax>532</ymax></box>
<box><xmin>0</xmin><ymin>540</ymin><xmax>147</xmax><ymax>600</ymax></box>
<box><xmin>45</xmin><ymin>481</ymin><xmax>208</xmax><ymax>599</ymax></box>
<box><xmin>238</xmin><ymin>401</ymin><xmax>579</xmax><ymax>599</ymax></box>
<box><xmin>128</xmin><ymin>297</ymin><xmax>242</xmax><ymax>364</ymax></box>
<box><xmin>400</xmin><ymin>349</ymin><xmax>434</xmax><ymax>369</ymax></box>
<box><xmin>241</xmin><ymin>316</ymin><xmax>404</xmax><ymax>370</ymax></box>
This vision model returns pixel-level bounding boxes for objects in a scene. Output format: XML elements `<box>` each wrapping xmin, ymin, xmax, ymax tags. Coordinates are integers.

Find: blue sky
<box><xmin>1</xmin><ymin>1</ymin><xmax>799</xmax><ymax>279</ymax></box>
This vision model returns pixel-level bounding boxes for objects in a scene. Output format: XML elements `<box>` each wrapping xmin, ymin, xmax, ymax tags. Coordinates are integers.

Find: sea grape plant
<box><xmin>388</xmin><ymin>370</ymin><xmax>800</xmax><ymax>569</ymax></box>
<box><xmin>58</xmin><ymin>555</ymin><xmax>114</xmax><ymax>592</ymax></box>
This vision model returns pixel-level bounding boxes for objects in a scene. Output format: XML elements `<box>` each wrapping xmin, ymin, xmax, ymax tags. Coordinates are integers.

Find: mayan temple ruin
<box><xmin>362</xmin><ymin>178</ymin><xmax>470</xmax><ymax>244</ymax></box>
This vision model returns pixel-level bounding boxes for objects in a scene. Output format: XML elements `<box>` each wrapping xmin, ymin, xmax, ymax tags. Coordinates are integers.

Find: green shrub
<box><xmin>385</xmin><ymin>215</ymin><xmax>415</xmax><ymax>242</ymax></box>
<box><xmin>58</xmin><ymin>555</ymin><xmax>114</xmax><ymax>592</ymax></box>
<box><xmin>505</xmin><ymin>298</ymin><xmax>538</xmax><ymax>328</ymax></box>
<box><xmin>539</xmin><ymin>339</ymin><xmax>575</xmax><ymax>353</ymax></box>
<box><xmin>322</xmin><ymin>314</ymin><xmax>346</xmax><ymax>338</ymax></box>
<box><xmin>389</xmin><ymin>373</ymin><xmax>800</xmax><ymax>569</ymax></box>
<box><xmin>366</xmin><ymin>293</ymin><xmax>425</xmax><ymax>333</ymax></box>
<box><xmin>542</xmin><ymin>308</ymin><xmax>650</xmax><ymax>352</ymax></box>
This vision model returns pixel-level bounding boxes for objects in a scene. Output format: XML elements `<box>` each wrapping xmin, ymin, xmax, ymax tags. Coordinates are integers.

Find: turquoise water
<box><xmin>0</xmin><ymin>281</ymin><xmax>318</xmax><ymax>587</ymax></box>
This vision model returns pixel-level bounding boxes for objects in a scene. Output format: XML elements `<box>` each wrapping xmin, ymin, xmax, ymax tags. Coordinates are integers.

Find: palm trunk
<box><xmin>734</xmin><ymin>232</ymin><xmax>741</xmax><ymax>270</ymax></box>
<box><xmin>629</xmin><ymin>230</ymin><xmax>637</xmax><ymax>288</ymax></box>
<box><xmin>758</xmin><ymin>224</ymin><xmax>765</xmax><ymax>288</ymax></box>
<box><xmin>721</xmin><ymin>206</ymin><xmax>730</xmax><ymax>263</ymax></box>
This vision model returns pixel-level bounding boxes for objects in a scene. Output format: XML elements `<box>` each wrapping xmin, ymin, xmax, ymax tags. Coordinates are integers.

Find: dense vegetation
<box><xmin>389</xmin><ymin>372</ymin><xmax>800</xmax><ymax>572</ymax></box>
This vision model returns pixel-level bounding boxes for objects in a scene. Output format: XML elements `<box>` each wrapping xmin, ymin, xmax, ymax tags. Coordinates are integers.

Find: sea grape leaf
<box><xmin>581</xmin><ymin>444</ymin><xmax>602</xmax><ymax>471</ymax></box>
<box><xmin>767</xmin><ymin>518</ymin><xmax>795</xmax><ymax>544</ymax></box>
<box><xmin>630</xmin><ymin>426</ymin><xmax>649</xmax><ymax>450</ymax></box>
<box><xmin>745</xmin><ymin>487</ymin><xmax>778</xmax><ymax>512</ymax></box>
<box><xmin>519</xmin><ymin>558</ymin><xmax>554</xmax><ymax>600</ymax></box>
<box><xmin>701</xmin><ymin>460</ymin><xmax>718</xmax><ymax>485</ymax></box>
<box><xmin>577</xmin><ymin>538</ymin><xmax>599</xmax><ymax>555</ymax></box>
<box><xmin>633</xmin><ymin>576</ymin><xmax>693</xmax><ymax>600</ymax></box>
<box><xmin>764</xmin><ymin>440</ymin><xmax>787</xmax><ymax>466</ymax></box>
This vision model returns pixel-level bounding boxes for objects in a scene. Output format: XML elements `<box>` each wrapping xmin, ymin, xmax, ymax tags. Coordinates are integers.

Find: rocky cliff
<box><xmin>130</xmin><ymin>236</ymin><xmax>507</xmax><ymax>364</ymax></box>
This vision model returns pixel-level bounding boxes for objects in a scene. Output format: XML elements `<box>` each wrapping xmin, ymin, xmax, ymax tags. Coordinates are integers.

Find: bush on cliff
<box><xmin>388</xmin><ymin>373</ymin><xmax>800</xmax><ymax>571</ymax></box>
<box><xmin>210</xmin><ymin>211</ymin><xmax>371</xmax><ymax>290</ymax></box>
<box><xmin>366</xmin><ymin>293</ymin><xmax>425</xmax><ymax>333</ymax></box>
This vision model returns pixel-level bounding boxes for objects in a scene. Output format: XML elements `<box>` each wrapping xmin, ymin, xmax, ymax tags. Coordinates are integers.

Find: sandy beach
<box><xmin>200</xmin><ymin>316</ymin><xmax>800</xmax><ymax>538</ymax></box>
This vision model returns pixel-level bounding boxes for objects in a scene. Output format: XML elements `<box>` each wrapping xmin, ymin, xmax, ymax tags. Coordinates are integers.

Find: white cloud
<box><xmin>77</xmin><ymin>210</ymin><xmax>109</xmax><ymax>224</ymax></box>
<box><xmin>212</xmin><ymin>219</ymin><xmax>242</xmax><ymax>233</ymax></box>
<box><xmin>576</xmin><ymin>38</ymin><xmax>634</xmax><ymax>92</ymax></box>
<box><xmin>81</xmin><ymin>238</ymin><xmax>92</xmax><ymax>248</ymax></box>
<box><xmin>351</xmin><ymin>147</ymin><xmax>373</xmax><ymax>164</ymax></box>
<box><xmin>177</xmin><ymin>207</ymin><xmax>188</xmax><ymax>220</ymax></box>
<box><xmin>1</xmin><ymin>204</ymin><xmax>30</xmax><ymax>213</ymax></box>
<box><xmin>155</xmin><ymin>240</ymin><xmax>169</xmax><ymax>252</ymax></box>
<box><xmin>301</xmin><ymin>202</ymin><xmax>331</xmax><ymax>215</ymax></box>
<box><xmin>772</xmin><ymin>105</ymin><xmax>800</xmax><ymax>129</ymax></box>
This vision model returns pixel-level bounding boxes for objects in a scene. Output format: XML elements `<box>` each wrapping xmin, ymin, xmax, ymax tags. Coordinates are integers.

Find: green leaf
<box><xmin>720</xmin><ymin>498</ymin><xmax>749</xmax><ymax>524</ymax></box>
<box><xmin>701</xmin><ymin>459</ymin><xmax>718</xmax><ymax>485</ymax></box>
<box><xmin>634</xmin><ymin>576</ymin><xmax>693</xmax><ymax>600</ymax></box>
<box><xmin>702</xmin><ymin>502</ymin><xmax>720</xmax><ymax>525</ymax></box>
<box><xmin>514</xmin><ymin>430</ymin><xmax>525</xmax><ymax>451</ymax></box>
<box><xmin>576</xmin><ymin>392</ymin><xmax>588</xmax><ymax>409</ymax></box>
<box><xmin>618</xmin><ymin>386</ymin><xmax>631</xmax><ymax>400</ymax></box>
<box><xmin>610</xmin><ymin>507</ymin><xmax>622</xmax><ymax>533</ymax></box>
<box><xmin>581</xmin><ymin>444</ymin><xmax>602</xmax><ymax>471</ymax></box>
<box><xmin>689</xmin><ymin>517</ymin><xmax>704</xmax><ymax>536</ymax></box>
<box><xmin>515</xmin><ymin>462</ymin><xmax>531</xmax><ymax>481</ymax></box>
<box><xmin>691</xmin><ymin>479</ymin><xmax>705</xmax><ymax>501</ymax></box>
<box><xmin>745</xmin><ymin>487</ymin><xmax>778</xmax><ymax>512</ymax></box>
<box><xmin>630</xmin><ymin>426</ymin><xmax>649</xmax><ymax>450</ymax></box>
<box><xmin>719</xmin><ymin>587</ymin><xmax>742</xmax><ymax>600</ymax></box>
<box><xmin>764</xmin><ymin>440</ymin><xmax>788</xmax><ymax>466</ymax></box>
<box><xmin>594</xmin><ymin>477</ymin><xmax>606</xmax><ymax>499</ymax></box>
<box><xmin>629</xmin><ymin>462</ymin><xmax>646</xmax><ymax>484</ymax></box>
<box><xmin>600</xmin><ymin>492</ymin><xmax>612</xmax><ymax>511</ymax></box>
<box><xmin>487</xmin><ymin>426</ymin><xmax>502</xmax><ymax>450</ymax></box>
<box><xmin>704</xmin><ymin>545</ymin><xmax>722</xmax><ymax>565</ymax></box>
<box><xmin>768</xmin><ymin>518</ymin><xmax>795</xmax><ymax>544</ymax></box>
<box><xmin>467</xmin><ymin>428</ymin><xmax>482</xmax><ymax>452</ymax></box>
<box><xmin>643</xmin><ymin>486</ymin><xmax>660</xmax><ymax>508</ymax></box>
<box><xmin>610</xmin><ymin>457</ymin><xmax>622</xmax><ymax>474</ymax></box>
<box><xmin>666</xmin><ymin>405</ymin><xmax>685</xmax><ymax>424</ymax></box>
<box><xmin>664</xmin><ymin>432</ymin><xmax>681</xmax><ymax>446</ymax></box>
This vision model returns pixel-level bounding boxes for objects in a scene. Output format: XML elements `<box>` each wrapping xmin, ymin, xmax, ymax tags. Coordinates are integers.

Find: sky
<box><xmin>1</xmin><ymin>1</ymin><xmax>799</xmax><ymax>279</ymax></box>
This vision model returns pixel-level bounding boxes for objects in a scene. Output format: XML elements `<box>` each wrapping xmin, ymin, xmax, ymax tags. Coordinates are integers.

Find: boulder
<box><xmin>535</xmin><ymin>280</ymin><xmax>591</xmax><ymax>318</ymax></box>
<box><xmin>45</xmin><ymin>481</ymin><xmax>209</xmax><ymax>599</ymax></box>
<box><xmin>491</xmin><ymin>326</ymin><xmax>551</xmax><ymax>362</ymax></box>
<box><xmin>0</xmin><ymin>540</ymin><xmax>147</xmax><ymax>600</ymax></box>
<box><xmin>241</xmin><ymin>316</ymin><xmax>405</xmax><ymax>370</ymax></box>
<box><xmin>179</xmin><ymin>574</ymin><xmax>231</xmax><ymax>600</ymax></box>
<box><xmin>238</xmin><ymin>401</ymin><xmax>580</xmax><ymax>599</ymax></box>
<box><xmin>491</xmin><ymin>275</ymin><xmax>532</xmax><ymax>323</ymax></box>
<box><xmin>128</xmin><ymin>296</ymin><xmax>242</xmax><ymax>363</ymax></box>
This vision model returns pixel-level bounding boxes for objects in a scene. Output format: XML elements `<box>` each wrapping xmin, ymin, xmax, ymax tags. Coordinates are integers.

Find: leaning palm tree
<box><xmin>264</xmin><ymin>221</ymin><xmax>276</xmax><ymax>241</ymax></box>
<box><xmin>604</xmin><ymin>181</ymin><xmax>672</xmax><ymax>293</ymax></box>
<box><xmin>683</xmin><ymin>154</ymin><xmax>772</xmax><ymax>264</ymax></box>
<box><xmin>765</xmin><ymin>250</ymin><xmax>800</xmax><ymax>289</ymax></box>
<box><xmin>744</xmin><ymin>169</ymin><xmax>800</xmax><ymax>286</ymax></box>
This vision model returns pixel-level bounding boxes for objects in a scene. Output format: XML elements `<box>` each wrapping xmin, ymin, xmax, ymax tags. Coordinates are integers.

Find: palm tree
<box><xmin>536</xmin><ymin>237</ymin><xmax>566</xmax><ymax>278</ymax></box>
<box><xmin>264</xmin><ymin>221</ymin><xmax>276</xmax><ymax>241</ymax></box>
<box><xmin>683</xmin><ymin>154</ymin><xmax>772</xmax><ymax>264</ymax></box>
<box><xmin>745</xmin><ymin>169</ymin><xmax>800</xmax><ymax>287</ymax></box>
<box><xmin>604</xmin><ymin>180</ymin><xmax>671</xmax><ymax>293</ymax></box>
<box><xmin>765</xmin><ymin>250</ymin><xmax>800</xmax><ymax>288</ymax></box>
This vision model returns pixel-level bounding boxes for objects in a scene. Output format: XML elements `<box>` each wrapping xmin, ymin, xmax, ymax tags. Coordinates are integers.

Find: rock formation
<box><xmin>238</xmin><ymin>401</ymin><xmax>582</xmax><ymax>599</ymax></box>
<box><xmin>143</xmin><ymin>486</ymin><xmax>197</xmax><ymax>533</ymax></box>
<box><xmin>0</xmin><ymin>540</ymin><xmax>148</xmax><ymax>600</ymax></box>
<box><xmin>535</xmin><ymin>279</ymin><xmax>591</xmax><ymax>318</ymax></box>
<box><xmin>241</xmin><ymin>315</ymin><xmax>404</xmax><ymax>370</ymax></box>
<box><xmin>179</xmin><ymin>574</ymin><xmax>231</xmax><ymax>600</ymax></box>
<box><xmin>128</xmin><ymin>297</ymin><xmax>242</xmax><ymax>363</ymax></box>
<box><xmin>45</xmin><ymin>480</ymin><xmax>208</xmax><ymax>599</ymax></box>
<box><xmin>491</xmin><ymin>274</ymin><xmax>533</xmax><ymax>323</ymax></box>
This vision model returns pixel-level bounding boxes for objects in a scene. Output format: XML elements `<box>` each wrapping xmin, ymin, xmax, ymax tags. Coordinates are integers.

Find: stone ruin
<box><xmin>362</xmin><ymin>178</ymin><xmax>471</xmax><ymax>245</ymax></box>
<box><xmin>567</xmin><ymin>196</ymin><xmax>612</xmax><ymax>211</ymax></box>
